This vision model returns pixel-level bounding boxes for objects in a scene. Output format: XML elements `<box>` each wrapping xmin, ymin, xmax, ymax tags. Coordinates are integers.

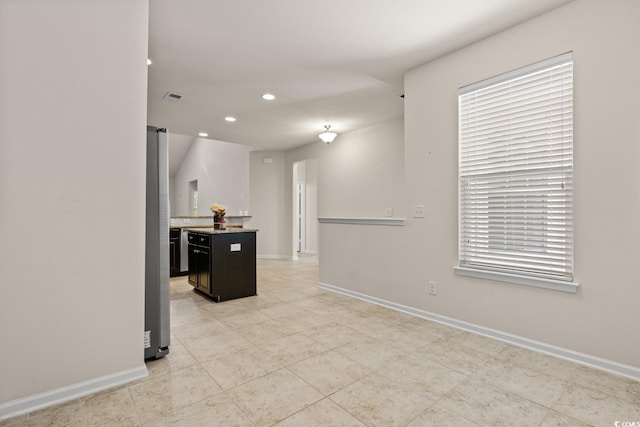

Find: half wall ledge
<box><xmin>317</xmin><ymin>217</ymin><xmax>405</xmax><ymax>226</ymax></box>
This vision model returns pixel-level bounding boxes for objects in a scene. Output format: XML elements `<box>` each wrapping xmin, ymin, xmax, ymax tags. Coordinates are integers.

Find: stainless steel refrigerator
<box><xmin>144</xmin><ymin>126</ymin><xmax>170</xmax><ymax>359</ymax></box>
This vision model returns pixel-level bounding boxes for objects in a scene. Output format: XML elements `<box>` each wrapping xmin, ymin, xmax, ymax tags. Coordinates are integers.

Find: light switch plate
<box><xmin>414</xmin><ymin>205</ymin><xmax>425</xmax><ymax>218</ymax></box>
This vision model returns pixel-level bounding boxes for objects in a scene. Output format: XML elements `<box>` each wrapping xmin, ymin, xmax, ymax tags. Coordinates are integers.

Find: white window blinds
<box><xmin>458</xmin><ymin>52</ymin><xmax>574</xmax><ymax>282</ymax></box>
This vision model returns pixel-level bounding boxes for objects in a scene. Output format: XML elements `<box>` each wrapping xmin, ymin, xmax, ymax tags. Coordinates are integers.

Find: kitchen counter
<box><xmin>183</xmin><ymin>227</ymin><xmax>258</xmax><ymax>234</ymax></box>
<box><xmin>172</xmin><ymin>215</ymin><xmax>251</xmax><ymax>219</ymax></box>
<box><xmin>171</xmin><ymin>224</ymin><xmax>217</xmax><ymax>229</ymax></box>
<box><xmin>171</xmin><ymin>216</ymin><xmax>253</xmax><ymax>230</ymax></box>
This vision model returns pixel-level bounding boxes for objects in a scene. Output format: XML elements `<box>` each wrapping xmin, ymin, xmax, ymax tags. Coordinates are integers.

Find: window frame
<box><xmin>454</xmin><ymin>52</ymin><xmax>579</xmax><ymax>293</ymax></box>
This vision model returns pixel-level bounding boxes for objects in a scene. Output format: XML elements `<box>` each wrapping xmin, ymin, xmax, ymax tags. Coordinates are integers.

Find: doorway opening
<box><xmin>292</xmin><ymin>160</ymin><xmax>318</xmax><ymax>261</ymax></box>
<box><xmin>296</xmin><ymin>182</ymin><xmax>306</xmax><ymax>252</ymax></box>
<box><xmin>188</xmin><ymin>180</ymin><xmax>198</xmax><ymax>216</ymax></box>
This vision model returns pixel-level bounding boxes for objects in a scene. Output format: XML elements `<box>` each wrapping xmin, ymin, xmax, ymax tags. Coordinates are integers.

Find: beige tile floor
<box><xmin>3</xmin><ymin>254</ymin><xmax>640</xmax><ymax>426</ymax></box>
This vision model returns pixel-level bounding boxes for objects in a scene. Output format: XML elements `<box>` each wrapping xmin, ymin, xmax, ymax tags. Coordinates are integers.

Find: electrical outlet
<box><xmin>385</xmin><ymin>207</ymin><xmax>393</xmax><ymax>217</ymax></box>
<box><xmin>428</xmin><ymin>281</ymin><xmax>437</xmax><ymax>295</ymax></box>
<box><xmin>414</xmin><ymin>205</ymin><xmax>425</xmax><ymax>218</ymax></box>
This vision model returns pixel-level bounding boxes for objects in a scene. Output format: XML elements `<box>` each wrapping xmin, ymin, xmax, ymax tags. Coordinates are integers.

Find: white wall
<box><xmin>249</xmin><ymin>118</ymin><xmax>405</xmax><ymax>259</ymax></box>
<box><xmin>321</xmin><ymin>0</ymin><xmax>640</xmax><ymax>371</ymax></box>
<box><xmin>250</xmin><ymin>152</ymin><xmax>288</xmax><ymax>258</ymax></box>
<box><xmin>0</xmin><ymin>0</ymin><xmax>148</xmax><ymax>412</ymax></box>
<box><xmin>304</xmin><ymin>159</ymin><xmax>319</xmax><ymax>254</ymax></box>
<box><xmin>173</xmin><ymin>136</ymin><xmax>251</xmax><ymax>217</ymax></box>
<box><xmin>314</xmin><ymin>120</ymin><xmax>405</xmax><ymax>219</ymax></box>
<box><xmin>169</xmin><ymin>175</ymin><xmax>176</xmax><ymax>216</ymax></box>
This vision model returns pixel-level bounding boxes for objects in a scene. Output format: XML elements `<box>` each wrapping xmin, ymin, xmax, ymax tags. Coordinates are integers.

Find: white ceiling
<box><xmin>148</xmin><ymin>0</ymin><xmax>573</xmax><ymax>156</ymax></box>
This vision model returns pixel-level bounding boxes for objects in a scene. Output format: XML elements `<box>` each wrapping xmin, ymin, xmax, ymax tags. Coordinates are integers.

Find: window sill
<box><xmin>454</xmin><ymin>266</ymin><xmax>579</xmax><ymax>293</ymax></box>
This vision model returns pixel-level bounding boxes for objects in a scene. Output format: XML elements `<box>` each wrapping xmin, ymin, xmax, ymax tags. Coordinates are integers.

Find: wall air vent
<box><xmin>163</xmin><ymin>92</ymin><xmax>183</xmax><ymax>102</ymax></box>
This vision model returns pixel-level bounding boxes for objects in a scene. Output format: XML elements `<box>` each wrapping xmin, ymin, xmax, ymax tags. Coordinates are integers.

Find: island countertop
<box><xmin>171</xmin><ymin>224</ymin><xmax>223</xmax><ymax>229</ymax></box>
<box><xmin>183</xmin><ymin>227</ymin><xmax>258</xmax><ymax>235</ymax></box>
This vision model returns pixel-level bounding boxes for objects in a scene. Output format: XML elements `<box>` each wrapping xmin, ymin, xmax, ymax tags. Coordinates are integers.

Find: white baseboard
<box><xmin>318</xmin><ymin>282</ymin><xmax>640</xmax><ymax>382</ymax></box>
<box><xmin>303</xmin><ymin>249</ymin><xmax>318</xmax><ymax>255</ymax></box>
<box><xmin>257</xmin><ymin>254</ymin><xmax>296</xmax><ymax>260</ymax></box>
<box><xmin>257</xmin><ymin>253</ymin><xmax>317</xmax><ymax>260</ymax></box>
<box><xmin>0</xmin><ymin>365</ymin><xmax>148</xmax><ymax>421</ymax></box>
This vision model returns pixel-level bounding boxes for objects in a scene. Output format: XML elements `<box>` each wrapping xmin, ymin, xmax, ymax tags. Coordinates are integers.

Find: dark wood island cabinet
<box><xmin>169</xmin><ymin>227</ymin><xmax>181</xmax><ymax>277</ymax></box>
<box><xmin>187</xmin><ymin>229</ymin><xmax>257</xmax><ymax>302</ymax></box>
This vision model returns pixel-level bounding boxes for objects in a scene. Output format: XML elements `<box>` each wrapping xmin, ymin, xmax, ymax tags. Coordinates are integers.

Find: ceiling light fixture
<box><xmin>225</xmin><ymin>116</ymin><xmax>236</xmax><ymax>122</ymax></box>
<box><xmin>262</xmin><ymin>93</ymin><xmax>276</xmax><ymax>101</ymax></box>
<box><xmin>318</xmin><ymin>125</ymin><xmax>337</xmax><ymax>144</ymax></box>
<box><xmin>198</xmin><ymin>132</ymin><xmax>208</xmax><ymax>137</ymax></box>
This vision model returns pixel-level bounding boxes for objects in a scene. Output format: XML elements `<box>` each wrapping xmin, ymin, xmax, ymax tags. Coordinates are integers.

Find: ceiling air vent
<box><xmin>163</xmin><ymin>92</ymin><xmax>183</xmax><ymax>102</ymax></box>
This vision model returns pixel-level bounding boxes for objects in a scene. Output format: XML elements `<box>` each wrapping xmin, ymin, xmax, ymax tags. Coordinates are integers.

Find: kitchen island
<box><xmin>185</xmin><ymin>228</ymin><xmax>258</xmax><ymax>302</ymax></box>
<box><xmin>170</xmin><ymin>215</ymin><xmax>252</xmax><ymax>277</ymax></box>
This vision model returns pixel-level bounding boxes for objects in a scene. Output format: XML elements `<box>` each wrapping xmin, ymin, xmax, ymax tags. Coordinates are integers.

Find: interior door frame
<box><xmin>296</xmin><ymin>181</ymin><xmax>306</xmax><ymax>252</ymax></box>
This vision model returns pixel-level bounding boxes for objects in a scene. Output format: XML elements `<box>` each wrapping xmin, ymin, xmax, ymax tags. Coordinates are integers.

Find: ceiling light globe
<box><xmin>318</xmin><ymin>125</ymin><xmax>337</xmax><ymax>144</ymax></box>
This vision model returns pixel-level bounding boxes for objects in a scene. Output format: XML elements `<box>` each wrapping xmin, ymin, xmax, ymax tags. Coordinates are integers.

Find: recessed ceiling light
<box><xmin>262</xmin><ymin>93</ymin><xmax>276</xmax><ymax>101</ymax></box>
<box><xmin>225</xmin><ymin>116</ymin><xmax>237</xmax><ymax>122</ymax></box>
<box><xmin>198</xmin><ymin>132</ymin><xmax>208</xmax><ymax>137</ymax></box>
<box><xmin>147</xmin><ymin>58</ymin><xmax>152</xmax><ymax>65</ymax></box>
